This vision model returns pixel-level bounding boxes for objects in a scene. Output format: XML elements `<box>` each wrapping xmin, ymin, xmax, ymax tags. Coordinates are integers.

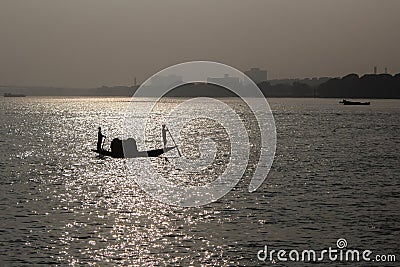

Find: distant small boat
<box><xmin>339</xmin><ymin>99</ymin><xmax>370</xmax><ymax>105</ymax></box>
<box><xmin>4</xmin><ymin>93</ymin><xmax>26</xmax><ymax>97</ymax></box>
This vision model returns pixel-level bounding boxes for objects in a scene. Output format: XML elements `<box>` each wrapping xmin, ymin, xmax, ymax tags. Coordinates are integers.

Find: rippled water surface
<box><xmin>1</xmin><ymin>97</ymin><xmax>399</xmax><ymax>266</ymax></box>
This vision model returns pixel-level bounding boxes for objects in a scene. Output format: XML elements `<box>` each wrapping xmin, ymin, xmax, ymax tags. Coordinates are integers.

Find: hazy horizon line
<box><xmin>2</xmin><ymin>70</ymin><xmax>399</xmax><ymax>89</ymax></box>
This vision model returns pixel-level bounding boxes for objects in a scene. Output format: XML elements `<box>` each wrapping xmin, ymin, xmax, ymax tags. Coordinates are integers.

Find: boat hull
<box><xmin>340</xmin><ymin>100</ymin><xmax>370</xmax><ymax>105</ymax></box>
<box><xmin>4</xmin><ymin>93</ymin><xmax>26</xmax><ymax>97</ymax></box>
<box><xmin>91</xmin><ymin>146</ymin><xmax>176</xmax><ymax>158</ymax></box>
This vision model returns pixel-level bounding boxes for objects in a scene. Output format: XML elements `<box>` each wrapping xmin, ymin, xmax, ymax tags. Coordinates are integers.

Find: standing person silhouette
<box><xmin>97</xmin><ymin>127</ymin><xmax>106</xmax><ymax>151</ymax></box>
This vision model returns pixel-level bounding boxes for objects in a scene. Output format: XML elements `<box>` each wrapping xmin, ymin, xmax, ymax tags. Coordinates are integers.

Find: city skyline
<box><xmin>1</xmin><ymin>65</ymin><xmax>396</xmax><ymax>89</ymax></box>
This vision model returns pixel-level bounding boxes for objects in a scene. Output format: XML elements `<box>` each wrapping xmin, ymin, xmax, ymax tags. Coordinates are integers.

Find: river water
<box><xmin>0</xmin><ymin>97</ymin><xmax>399</xmax><ymax>266</ymax></box>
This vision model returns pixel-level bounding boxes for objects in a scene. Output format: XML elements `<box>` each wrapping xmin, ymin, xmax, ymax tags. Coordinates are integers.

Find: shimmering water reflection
<box><xmin>0</xmin><ymin>97</ymin><xmax>399</xmax><ymax>266</ymax></box>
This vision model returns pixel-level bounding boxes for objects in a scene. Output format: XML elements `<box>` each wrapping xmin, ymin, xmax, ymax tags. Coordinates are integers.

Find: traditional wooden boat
<box><xmin>92</xmin><ymin>124</ymin><xmax>180</xmax><ymax>158</ymax></box>
<box><xmin>91</xmin><ymin>146</ymin><xmax>176</xmax><ymax>158</ymax></box>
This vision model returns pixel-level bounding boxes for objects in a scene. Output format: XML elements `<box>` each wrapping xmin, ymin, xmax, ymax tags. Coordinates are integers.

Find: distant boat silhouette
<box><xmin>4</xmin><ymin>93</ymin><xmax>26</xmax><ymax>97</ymax></box>
<box><xmin>339</xmin><ymin>99</ymin><xmax>370</xmax><ymax>105</ymax></box>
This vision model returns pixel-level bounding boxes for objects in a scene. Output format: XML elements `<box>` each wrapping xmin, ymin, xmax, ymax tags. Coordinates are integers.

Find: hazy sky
<box><xmin>1</xmin><ymin>0</ymin><xmax>399</xmax><ymax>88</ymax></box>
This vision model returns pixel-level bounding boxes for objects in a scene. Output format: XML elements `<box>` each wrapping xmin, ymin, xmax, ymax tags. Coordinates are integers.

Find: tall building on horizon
<box><xmin>244</xmin><ymin>68</ymin><xmax>268</xmax><ymax>84</ymax></box>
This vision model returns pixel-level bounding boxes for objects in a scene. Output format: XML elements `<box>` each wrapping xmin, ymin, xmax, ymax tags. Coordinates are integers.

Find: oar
<box><xmin>163</xmin><ymin>124</ymin><xmax>182</xmax><ymax>157</ymax></box>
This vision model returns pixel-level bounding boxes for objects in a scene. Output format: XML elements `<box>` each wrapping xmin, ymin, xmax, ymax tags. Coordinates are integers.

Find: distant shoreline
<box><xmin>1</xmin><ymin>73</ymin><xmax>399</xmax><ymax>98</ymax></box>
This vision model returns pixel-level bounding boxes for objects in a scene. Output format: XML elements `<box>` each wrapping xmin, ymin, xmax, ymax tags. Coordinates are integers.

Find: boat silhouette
<box><xmin>92</xmin><ymin>125</ymin><xmax>180</xmax><ymax>158</ymax></box>
<box><xmin>339</xmin><ymin>99</ymin><xmax>370</xmax><ymax>105</ymax></box>
<box><xmin>91</xmin><ymin>146</ymin><xmax>176</xmax><ymax>158</ymax></box>
<box><xmin>4</xmin><ymin>93</ymin><xmax>26</xmax><ymax>97</ymax></box>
